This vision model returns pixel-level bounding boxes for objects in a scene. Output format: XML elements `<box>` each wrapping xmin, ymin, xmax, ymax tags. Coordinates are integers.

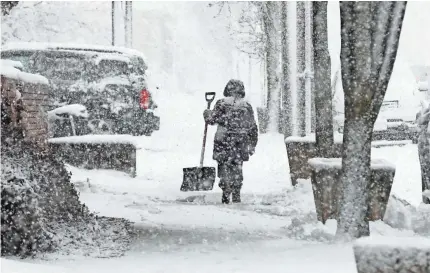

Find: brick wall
<box><xmin>1</xmin><ymin>76</ymin><xmax>50</xmax><ymax>149</ymax></box>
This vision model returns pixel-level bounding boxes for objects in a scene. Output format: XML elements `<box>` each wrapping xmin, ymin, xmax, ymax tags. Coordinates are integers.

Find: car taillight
<box><xmin>140</xmin><ymin>89</ymin><xmax>150</xmax><ymax>109</ymax></box>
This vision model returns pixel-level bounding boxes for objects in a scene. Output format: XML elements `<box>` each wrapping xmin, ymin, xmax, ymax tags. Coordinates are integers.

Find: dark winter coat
<box><xmin>204</xmin><ymin>80</ymin><xmax>258</xmax><ymax>164</ymax></box>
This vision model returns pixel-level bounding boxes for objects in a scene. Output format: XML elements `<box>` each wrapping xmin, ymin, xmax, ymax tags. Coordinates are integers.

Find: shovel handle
<box><xmin>200</xmin><ymin>92</ymin><xmax>216</xmax><ymax>167</ymax></box>
<box><xmin>205</xmin><ymin>92</ymin><xmax>216</xmax><ymax>109</ymax></box>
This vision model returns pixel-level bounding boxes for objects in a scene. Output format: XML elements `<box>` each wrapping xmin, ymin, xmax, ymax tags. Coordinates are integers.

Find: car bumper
<box><xmin>116</xmin><ymin>108</ymin><xmax>160</xmax><ymax>136</ymax></box>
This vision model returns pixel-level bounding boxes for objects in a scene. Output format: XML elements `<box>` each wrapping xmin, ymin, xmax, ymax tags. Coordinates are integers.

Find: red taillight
<box><xmin>140</xmin><ymin>89</ymin><xmax>150</xmax><ymax>109</ymax></box>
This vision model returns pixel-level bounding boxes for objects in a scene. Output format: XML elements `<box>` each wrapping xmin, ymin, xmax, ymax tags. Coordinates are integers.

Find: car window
<box><xmin>30</xmin><ymin>51</ymin><xmax>88</xmax><ymax>81</ymax></box>
<box><xmin>93</xmin><ymin>60</ymin><xmax>129</xmax><ymax>79</ymax></box>
<box><xmin>0</xmin><ymin>51</ymin><xmax>36</xmax><ymax>69</ymax></box>
<box><xmin>130</xmin><ymin>57</ymin><xmax>147</xmax><ymax>75</ymax></box>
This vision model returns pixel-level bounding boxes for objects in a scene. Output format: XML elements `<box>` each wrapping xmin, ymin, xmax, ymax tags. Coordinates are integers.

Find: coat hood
<box><xmin>223</xmin><ymin>79</ymin><xmax>245</xmax><ymax>98</ymax></box>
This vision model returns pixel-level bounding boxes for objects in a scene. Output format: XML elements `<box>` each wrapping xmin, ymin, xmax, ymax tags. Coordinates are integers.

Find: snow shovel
<box><xmin>180</xmin><ymin>92</ymin><xmax>216</xmax><ymax>192</ymax></box>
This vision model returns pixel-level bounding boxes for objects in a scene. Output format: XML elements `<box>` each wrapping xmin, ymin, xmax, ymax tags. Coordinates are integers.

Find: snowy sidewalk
<box><xmin>2</xmin><ymin>140</ymin><xmax>426</xmax><ymax>273</ymax></box>
<box><xmin>2</xmin><ymin>92</ymin><xmax>428</xmax><ymax>273</ymax></box>
<box><xmin>2</xmin><ymin>239</ymin><xmax>357</xmax><ymax>273</ymax></box>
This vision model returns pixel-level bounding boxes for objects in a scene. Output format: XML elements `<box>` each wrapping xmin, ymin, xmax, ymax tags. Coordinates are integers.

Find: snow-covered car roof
<box><xmin>1</xmin><ymin>42</ymin><xmax>147</xmax><ymax>65</ymax></box>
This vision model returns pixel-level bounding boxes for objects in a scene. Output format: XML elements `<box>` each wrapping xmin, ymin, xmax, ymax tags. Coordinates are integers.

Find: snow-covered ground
<box><xmin>2</xmin><ymin>89</ymin><xmax>429</xmax><ymax>273</ymax></box>
<box><xmin>2</xmin><ymin>1</ymin><xmax>430</xmax><ymax>272</ymax></box>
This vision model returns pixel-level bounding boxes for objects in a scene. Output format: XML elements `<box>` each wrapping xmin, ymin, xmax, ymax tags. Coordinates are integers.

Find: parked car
<box><xmin>334</xmin><ymin>79</ymin><xmax>428</xmax><ymax>143</ymax></box>
<box><xmin>1</xmin><ymin>42</ymin><xmax>160</xmax><ymax>136</ymax></box>
<box><xmin>335</xmin><ymin>101</ymin><xmax>420</xmax><ymax>142</ymax></box>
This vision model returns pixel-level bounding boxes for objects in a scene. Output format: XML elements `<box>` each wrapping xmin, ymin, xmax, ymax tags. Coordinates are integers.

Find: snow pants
<box><xmin>218</xmin><ymin>161</ymin><xmax>243</xmax><ymax>190</ymax></box>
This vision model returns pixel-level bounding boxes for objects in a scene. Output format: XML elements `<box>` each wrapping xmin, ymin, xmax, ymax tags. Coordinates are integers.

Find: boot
<box><xmin>222</xmin><ymin>190</ymin><xmax>231</xmax><ymax>204</ymax></box>
<box><xmin>232</xmin><ymin>188</ymin><xmax>241</xmax><ymax>203</ymax></box>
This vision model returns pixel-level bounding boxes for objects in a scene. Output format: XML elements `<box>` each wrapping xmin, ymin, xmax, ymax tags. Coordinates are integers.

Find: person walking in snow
<box><xmin>203</xmin><ymin>79</ymin><xmax>258</xmax><ymax>204</ymax></box>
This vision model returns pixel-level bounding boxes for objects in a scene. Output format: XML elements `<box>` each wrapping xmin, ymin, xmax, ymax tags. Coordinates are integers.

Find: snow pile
<box><xmin>353</xmin><ymin>235</ymin><xmax>430</xmax><ymax>273</ymax></box>
<box><xmin>1</xmin><ymin>140</ymin><xmax>132</xmax><ymax>258</ymax></box>
<box><xmin>0</xmin><ymin>60</ymin><xmax>49</xmax><ymax>85</ymax></box>
<box><xmin>284</xmin><ymin>216</ymin><xmax>336</xmax><ymax>242</ymax></box>
<box><xmin>249</xmin><ymin>182</ymin><xmax>315</xmax><ymax>216</ymax></box>
<box><xmin>383</xmin><ymin>195</ymin><xmax>416</xmax><ymax>230</ymax></box>
<box><xmin>410</xmin><ymin>204</ymin><xmax>430</xmax><ymax>236</ymax></box>
<box><xmin>384</xmin><ymin>195</ymin><xmax>430</xmax><ymax>236</ymax></box>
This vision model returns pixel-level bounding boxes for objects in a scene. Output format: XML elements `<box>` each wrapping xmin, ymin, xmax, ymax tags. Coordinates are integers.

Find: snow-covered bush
<box><xmin>1</xmin><ymin>140</ymin><xmax>76</xmax><ymax>256</ymax></box>
<box><xmin>354</xmin><ymin>236</ymin><xmax>430</xmax><ymax>273</ymax></box>
<box><xmin>1</xmin><ymin>139</ymin><xmax>133</xmax><ymax>258</ymax></box>
<box><xmin>1</xmin><ymin>173</ymin><xmax>51</xmax><ymax>256</ymax></box>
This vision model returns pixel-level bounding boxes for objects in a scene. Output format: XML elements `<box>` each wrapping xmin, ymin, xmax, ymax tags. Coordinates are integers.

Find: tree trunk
<box><xmin>337</xmin><ymin>1</ymin><xmax>407</xmax><ymax>239</ymax></box>
<box><xmin>311</xmin><ymin>42</ymin><xmax>316</xmax><ymax>133</ymax></box>
<box><xmin>304</xmin><ymin>1</ymin><xmax>313</xmax><ymax>135</ymax></box>
<box><xmin>312</xmin><ymin>1</ymin><xmax>333</xmax><ymax>157</ymax></box>
<box><xmin>338</xmin><ymin>118</ymin><xmax>373</xmax><ymax>238</ymax></box>
<box><xmin>111</xmin><ymin>1</ymin><xmax>115</xmax><ymax>46</ymax></box>
<box><xmin>281</xmin><ymin>1</ymin><xmax>293</xmax><ymax>137</ymax></box>
<box><xmin>125</xmin><ymin>1</ymin><xmax>129</xmax><ymax>47</ymax></box>
<box><xmin>296</xmin><ymin>1</ymin><xmax>306</xmax><ymax>136</ymax></box>
<box><xmin>264</xmin><ymin>1</ymin><xmax>280</xmax><ymax>133</ymax></box>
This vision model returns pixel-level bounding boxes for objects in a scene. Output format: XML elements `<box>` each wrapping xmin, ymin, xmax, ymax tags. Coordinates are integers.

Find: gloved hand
<box><xmin>249</xmin><ymin>146</ymin><xmax>255</xmax><ymax>156</ymax></box>
<box><xmin>203</xmin><ymin>109</ymin><xmax>212</xmax><ymax>121</ymax></box>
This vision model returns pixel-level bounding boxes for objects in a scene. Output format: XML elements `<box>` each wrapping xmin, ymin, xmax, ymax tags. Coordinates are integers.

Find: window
<box><xmin>0</xmin><ymin>51</ymin><xmax>36</xmax><ymax>69</ymax></box>
<box><xmin>31</xmin><ymin>52</ymin><xmax>87</xmax><ymax>81</ymax></box>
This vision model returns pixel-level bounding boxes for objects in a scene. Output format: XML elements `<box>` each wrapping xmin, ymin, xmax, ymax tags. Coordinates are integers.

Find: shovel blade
<box><xmin>181</xmin><ymin>167</ymin><xmax>216</xmax><ymax>192</ymax></box>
